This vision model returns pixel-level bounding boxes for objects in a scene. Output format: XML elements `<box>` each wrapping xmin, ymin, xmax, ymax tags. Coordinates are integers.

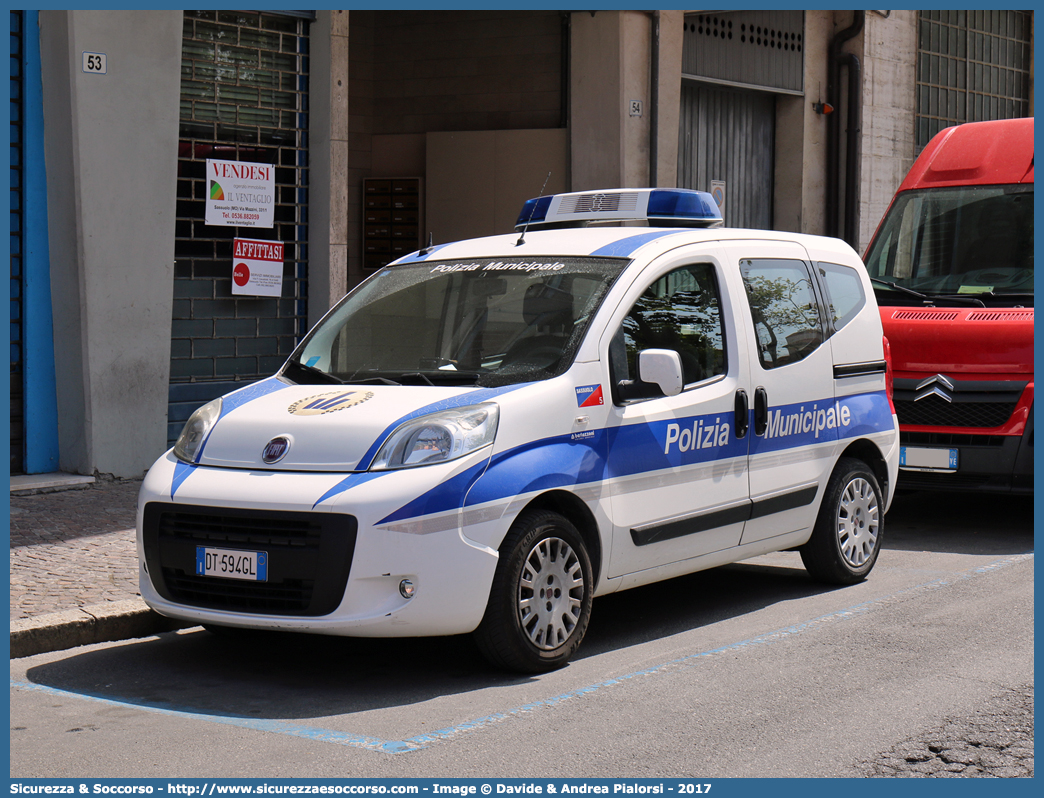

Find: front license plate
<box><xmin>899</xmin><ymin>446</ymin><xmax>958</xmax><ymax>472</ymax></box>
<box><xmin>196</xmin><ymin>547</ymin><xmax>268</xmax><ymax>582</ymax></box>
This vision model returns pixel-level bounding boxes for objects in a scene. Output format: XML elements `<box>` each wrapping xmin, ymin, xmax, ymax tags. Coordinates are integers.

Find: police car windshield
<box><xmin>285</xmin><ymin>257</ymin><xmax>626</xmax><ymax>388</ymax></box>
<box><xmin>863</xmin><ymin>184</ymin><xmax>1033</xmax><ymax>306</ymax></box>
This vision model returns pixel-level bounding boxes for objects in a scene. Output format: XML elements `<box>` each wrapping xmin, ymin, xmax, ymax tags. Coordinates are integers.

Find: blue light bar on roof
<box><xmin>647</xmin><ymin>189</ymin><xmax>721</xmax><ymax>222</ymax></box>
<box><xmin>513</xmin><ymin>188</ymin><xmax>722</xmax><ymax>231</ymax></box>
<box><xmin>515</xmin><ymin>195</ymin><xmax>553</xmax><ymax>229</ymax></box>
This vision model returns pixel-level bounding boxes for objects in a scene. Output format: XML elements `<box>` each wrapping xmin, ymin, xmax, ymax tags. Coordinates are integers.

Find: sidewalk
<box><xmin>9</xmin><ymin>476</ymin><xmax>186</xmax><ymax>658</ymax></box>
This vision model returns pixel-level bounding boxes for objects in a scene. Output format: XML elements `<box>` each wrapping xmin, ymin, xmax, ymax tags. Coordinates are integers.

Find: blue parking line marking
<box><xmin>8</xmin><ymin>681</ymin><xmax>408</xmax><ymax>753</ymax></box>
<box><xmin>11</xmin><ymin>553</ymin><xmax>1032</xmax><ymax>753</ymax></box>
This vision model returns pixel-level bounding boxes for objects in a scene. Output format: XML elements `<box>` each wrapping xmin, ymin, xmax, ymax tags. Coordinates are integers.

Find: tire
<box><xmin>800</xmin><ymin>457</ymin><xmax>884</xmax><ymax>585</ymax></box>
<box><xmin>474</xmin><ymin>509</ymin><xmax>594</xmax><ymax>673</ymax></box>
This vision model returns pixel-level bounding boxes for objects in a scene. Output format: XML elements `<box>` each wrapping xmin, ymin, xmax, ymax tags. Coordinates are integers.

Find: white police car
<box><xmin>138</xmin><ymin>188</ymin><xmax>899</xmax><ymax>672</ymax></box>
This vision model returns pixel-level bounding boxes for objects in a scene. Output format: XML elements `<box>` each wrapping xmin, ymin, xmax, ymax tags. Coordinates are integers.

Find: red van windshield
<box><xmin>864</xmin><ymin>184</ymin><xmax>1033</xmax><ymax>306</ymax></box>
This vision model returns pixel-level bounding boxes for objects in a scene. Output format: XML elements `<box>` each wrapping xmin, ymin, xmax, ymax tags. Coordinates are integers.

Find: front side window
<box><xmin>863</xmin><ymin>185</ymin><xmax>1033</xmax><ymax>305</ymax></box>
<box><xmin>741</xmin><ymin>259</ymin><xmax>824</xmax><ymax>369</ymax></box>
<box><xmin>611</xmin><ymin>263</ymin><xmax>726</xmax><ymax>402</ymax></box>
<box><xmin>285</xmin><ymin>257</ymin><xmax>626</xmax><ymax>388</ymax></box>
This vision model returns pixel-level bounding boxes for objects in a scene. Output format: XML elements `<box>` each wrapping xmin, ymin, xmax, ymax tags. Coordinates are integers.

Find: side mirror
<box><xmin>638</xmin><ymin>349</ymin><xmax>684</xmax><ymax>397</ymax></box>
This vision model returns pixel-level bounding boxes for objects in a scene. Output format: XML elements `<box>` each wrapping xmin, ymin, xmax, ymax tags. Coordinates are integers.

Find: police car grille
<box><xmin>162</xmin><ymin>570</ymin><xmax>315</xmax><ymax>614</ymax></box>
<box><xmin>900</xmin><ymin>431</ymin><xmax>1007</xmax><ymax>448</ymax></box>
<box><xmin>899</xmin><ymin>471</ymin><xmax>993</xmax><ymax>491</ymax></box>
<box><xmin>156</xmin><ymin>509</ymin><xmax>322</xmax><ymax>550</ymax></box>
<box><xmin>142</xmin><ymin>503</ymin><xmax>357</xmax><ymax>616</ymax></box>
<box><xmin>894</xmin><ymin>397</ymin><xmax>1016</xmax><ymax>428</ymax></box>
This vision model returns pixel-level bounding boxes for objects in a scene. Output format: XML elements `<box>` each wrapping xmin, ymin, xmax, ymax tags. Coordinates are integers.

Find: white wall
<box><xmin>570</xmin><ymin>12</ymin><xmax>625</xmax><ymax>191</ymax></box>
<box><xmin>858</xmin><ymin>10</ymin><xmax>918</xmax><ymax>251</ymax></box>
<box><xmin>40</xmin><ymin>10</ymin><xmax>182</xmax><ymax>477</ymax></box>
<box><xmin>426</xmin><ymin>129</ymin><xmax>569</xmax><ymax>243</ymax></box>
<box><xmin>308</xmin><ymin>10</ymin><xmax>351</xmax><ymax>327</ymax></box>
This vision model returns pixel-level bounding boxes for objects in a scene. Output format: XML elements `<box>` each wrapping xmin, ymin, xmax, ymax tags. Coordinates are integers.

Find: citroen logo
<box><xmin>914</xmin><ymin>374</ymin><xmax>955</xmax><ymax>403</ymax></box>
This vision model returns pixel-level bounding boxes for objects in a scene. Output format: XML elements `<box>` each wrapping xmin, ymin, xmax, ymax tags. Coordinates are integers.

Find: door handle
<box><xmin>734</xmin><ymin>390</ymin><xmax>749</xmax><ymax>439</ymax></box>
<box><xmin>754</xmin><ymin>387</ymin><xmax>769</xmax><ymax>436</ymax></box>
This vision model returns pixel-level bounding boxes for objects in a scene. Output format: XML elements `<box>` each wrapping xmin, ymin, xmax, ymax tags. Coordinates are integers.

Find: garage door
<box><xmin>677</xmin><ymin>82</ymin><xmax>775</xmax><ymax>230</ymax></box>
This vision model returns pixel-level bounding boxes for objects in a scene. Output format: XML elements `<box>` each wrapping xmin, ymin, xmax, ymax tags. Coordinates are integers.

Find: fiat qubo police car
<box><xmin>138</xmin><ymin>188</ymin><xmax>899</xmax><ymax>672</ymax></box>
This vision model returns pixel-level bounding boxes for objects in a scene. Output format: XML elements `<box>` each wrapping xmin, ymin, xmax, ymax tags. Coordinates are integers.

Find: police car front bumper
<box><xmin>136</xmin><ymin>452</ymin><xmax>500</xmax><ymax>637</ymax></box>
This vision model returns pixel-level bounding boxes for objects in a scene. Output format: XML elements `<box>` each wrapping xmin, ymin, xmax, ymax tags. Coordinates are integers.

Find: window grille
<box><xmin>173</xmin><ymin>10</ymin><xmax>309</xmax><ymax>384</ymax></box>
<box><xmin>170</xmin><ymin>10</ymin><xmax>310</xmax><ymax>445</ymax></box>
<box><xmin>916</xmin><ymin>11</ymin><xmax>1032</xmax><ymax>148</ymax></box>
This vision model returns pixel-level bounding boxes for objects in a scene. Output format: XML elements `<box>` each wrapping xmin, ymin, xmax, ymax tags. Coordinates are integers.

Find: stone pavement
<box><xmin>9</xmin><ymin>477</ymin><xmax>185</xmax><ymax>657</ymax></box>
<box><xmin>857</xmin><ymin>684</ymin><xmax>1035</xmax><ymax>777</ymax></box>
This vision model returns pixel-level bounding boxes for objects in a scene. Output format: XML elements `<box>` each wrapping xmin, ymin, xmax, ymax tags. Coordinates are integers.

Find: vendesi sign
<box><xmin>206</xmin><ymin>158</ymin><xmax>275</xmax><ymax>228</ymax></box>
<box><xmin>232</xmin><ymin>238</ymin><xmax>284</xmax><ymax>297</ymax></box>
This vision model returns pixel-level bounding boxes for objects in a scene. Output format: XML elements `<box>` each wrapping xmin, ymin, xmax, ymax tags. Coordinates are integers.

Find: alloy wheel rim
<box><xmin>836</xmin><ymin>477</ymin><xmax>880</xmax><ymax>567</ymax></box>
<box><xmin>517</xmin><ymin>536</ymin><xmax>585</xmax><ymax>650</ymax></box>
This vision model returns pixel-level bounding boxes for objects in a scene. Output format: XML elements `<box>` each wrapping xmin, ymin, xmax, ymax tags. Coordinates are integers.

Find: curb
<box><xmin>10</xmin><ymin>472</ymin><xmax>96</xmax><ymax>495</ymax></box>
<box><xmin>10</xmin><ymin>599</ymin><xmax>192</xmax><ymax>659</ymax></box>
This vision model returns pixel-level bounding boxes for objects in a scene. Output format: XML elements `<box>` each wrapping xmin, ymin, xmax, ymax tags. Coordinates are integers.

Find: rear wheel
<box><xmin>800</xmin><ymin>457</ymin><xmax>883</xmax><ymax>584</ymax></box>
<box><xmin>474</xmin><ymin>509</ymin><xmax>593</xmax><ymax>673</ymax></box>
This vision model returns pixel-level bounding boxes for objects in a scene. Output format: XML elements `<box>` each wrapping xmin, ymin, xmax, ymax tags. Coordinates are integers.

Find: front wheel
<box><xmin>474</xmin><ymin>510</ymin><xmax>593</xmax><ymax>673</ymax></box>
<box><xmin>800</xmin><ymin>458</ymin><xmax>884</xmax><ymax>584</ymax></box>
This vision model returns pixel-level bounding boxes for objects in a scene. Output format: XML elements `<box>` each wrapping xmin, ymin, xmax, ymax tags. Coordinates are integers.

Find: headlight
<box><xmin>370</xmin><ymin>403</ymin><xmax>499</xmax><ymax>470</ymax></box>
<box><xmin>173</xmin><ymin>397</ymin><xmax>223</xmax><ymax>463</ymax></box>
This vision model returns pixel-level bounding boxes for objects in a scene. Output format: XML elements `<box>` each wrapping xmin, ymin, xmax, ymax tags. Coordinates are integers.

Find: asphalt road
<box><xmin>10</xmin><ymin>491</ymin><xmax>1033</xmax><ymax>779</ymax></box>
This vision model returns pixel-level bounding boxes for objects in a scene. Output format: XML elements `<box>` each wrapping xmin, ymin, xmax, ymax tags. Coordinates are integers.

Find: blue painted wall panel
<box><xmin>22</xmin><ymin>10</ymin><xmax>60</xmax><ymax>474</ymax></box>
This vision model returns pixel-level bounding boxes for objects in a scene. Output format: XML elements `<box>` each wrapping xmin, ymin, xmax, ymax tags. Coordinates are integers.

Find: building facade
<box><xmin>9</xmin><ymin>9</ymin><xmax>1034</xmax><ymax>478</ymax></box>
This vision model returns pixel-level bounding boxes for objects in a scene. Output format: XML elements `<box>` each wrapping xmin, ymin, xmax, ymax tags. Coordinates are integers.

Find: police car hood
<box><xmin>195</xmin><ymin>380</ymin><xmax>488</xmax><ymax>472</ymax></box>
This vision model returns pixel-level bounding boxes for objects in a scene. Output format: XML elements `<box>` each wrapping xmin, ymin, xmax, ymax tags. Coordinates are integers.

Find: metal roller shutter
<box><xmin>677</xmin><ymin>82</ymin><xmax>775</xmax><ymax>230</ymax></box>
<box><xmin>170</xmin><ymin>10</ymin><xmax>311</xmax><ymax>447</ymax></box>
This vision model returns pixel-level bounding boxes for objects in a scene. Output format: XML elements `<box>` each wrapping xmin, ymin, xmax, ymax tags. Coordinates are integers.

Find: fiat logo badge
<box><xmin>262</xmin><ymin>436</ymin><xmax>291</xmax><ymax>464</ymax></box>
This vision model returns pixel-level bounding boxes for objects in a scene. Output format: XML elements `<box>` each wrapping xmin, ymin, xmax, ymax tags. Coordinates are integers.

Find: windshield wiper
<box><xmin>345</xmin><ymin>372</ymin><xmax>482</xmax><ymax>386</ymax></box>
<box><xmin>869</xmin><ymin>278</ymin><xmax>985</xmax><ymax>307</ymax></box>
<box><xmin>869</xmin><ymin>277</ymin><xmax>931</xmax><ymax>300</ymax></box>
<box><xmin>282</xmin><ymin>360</ymin><xmax>345</xmax><ymax>385</ymax></box>
<box><xmin>921</xmin><ymin>293</ymin><xmax>986</xmax><ymax>307</ymax></box>
<box><xmin>401</xmin><ymin>371</ymin><xmax>483</xmax><ymax>386</ymax></box>
<box><xmin>401</xmin><ymin>372</ymin><xmax>434</xmax><ymax>386</ymax></box>
<box><xmin>349</xmin><ymin>375</ymin><xmax>401</xmax><ymax>386</ymax></box>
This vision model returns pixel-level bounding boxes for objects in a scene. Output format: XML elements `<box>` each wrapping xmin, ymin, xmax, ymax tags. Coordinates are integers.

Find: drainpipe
<box><xmin>560</xmin><ymin>12</ymin><xmax>570</xmax><ymax>130</ymax></box>
<box><xmin>826</xmin><ymin>11</ymin><xmax>864</xmax><ymax>245</ymax></box>
<box><xmin>841</xmin><ymin>45</ymin><xmax>863</xmax><ymax>246</ymax></box>
<box><xmin>649</xmin><ymin>11</ymin><xmax>660</xmax><ymax>187</ymax></box>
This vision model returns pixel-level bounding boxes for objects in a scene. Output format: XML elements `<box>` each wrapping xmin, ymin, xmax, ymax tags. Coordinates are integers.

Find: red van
<box><xmin>863</xmin><ymin>118</ymin><xmax>1033</xmax><ymax>493</ymax></box>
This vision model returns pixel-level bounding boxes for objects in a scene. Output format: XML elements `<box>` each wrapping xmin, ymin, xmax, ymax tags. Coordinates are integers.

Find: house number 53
<box><xmin>82</xmin><ymin>52</ymin><xmax>107</xmax><ymax>74</ymax></box>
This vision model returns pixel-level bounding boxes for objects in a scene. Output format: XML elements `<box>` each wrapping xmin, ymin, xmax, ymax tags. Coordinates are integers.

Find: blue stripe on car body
<box><xmin>171</xmin><ymin>461</ymin><xmax>196</xmax><ymax>499</ymax></box>
<box><xmin>312</xmin><ymin>471</ymin><xmax>390</xmax><ymax>510</ymax></box>
<box><xmin>312</xmin><ymin>384</ymin><xmax>530</xmax><ymax>508</ymax></box>
<box><xmin>215</xmin><ymin>376</ymin><xmax>288</xmax><ymax>421</ymax></box>
<box><xmin>374</xmin><ymin>390</ymin><xmax>895</xmax><ymax>526</ymax></box>
<box><xmin>192</xmin><ymin>376</ymin><xmax>290</xmax><ymax>464</ymax></box>
<box><xmin>587</xmin><ymin>230</ymin><xmax>687</xmax><ymax>258</ymax></box>
<box><xmin>353</xmin><ymin>383</ymin><xmax>528</xmax><ymax>472</ymax></box>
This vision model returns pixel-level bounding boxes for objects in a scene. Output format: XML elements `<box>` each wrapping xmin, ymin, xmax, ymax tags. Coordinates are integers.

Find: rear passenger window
<box><xmin>610</xmin><ymin>263</ymin><xmax>726</xmax><ymax>402</ymax></box>
<box><xmin>817</xmin><ymin>261</ymin><xmax>866</xmax><ymax>331</ymax></box>
<box><xmin>740</xmin><ymin>258</ymin><xmax>824</xmax><ymax>369</ymax></box>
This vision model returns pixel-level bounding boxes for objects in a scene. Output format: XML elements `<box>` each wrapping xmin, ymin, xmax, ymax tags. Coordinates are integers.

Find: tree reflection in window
<box><xmin>612</xmin><ymin>263</ymin><xmax>726</xmax><ymax>400</ymax></box>
<box><xmin>740</xmin><ymin>259</ymin><xmax>824</xmax><ymax>369</ymax></box>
